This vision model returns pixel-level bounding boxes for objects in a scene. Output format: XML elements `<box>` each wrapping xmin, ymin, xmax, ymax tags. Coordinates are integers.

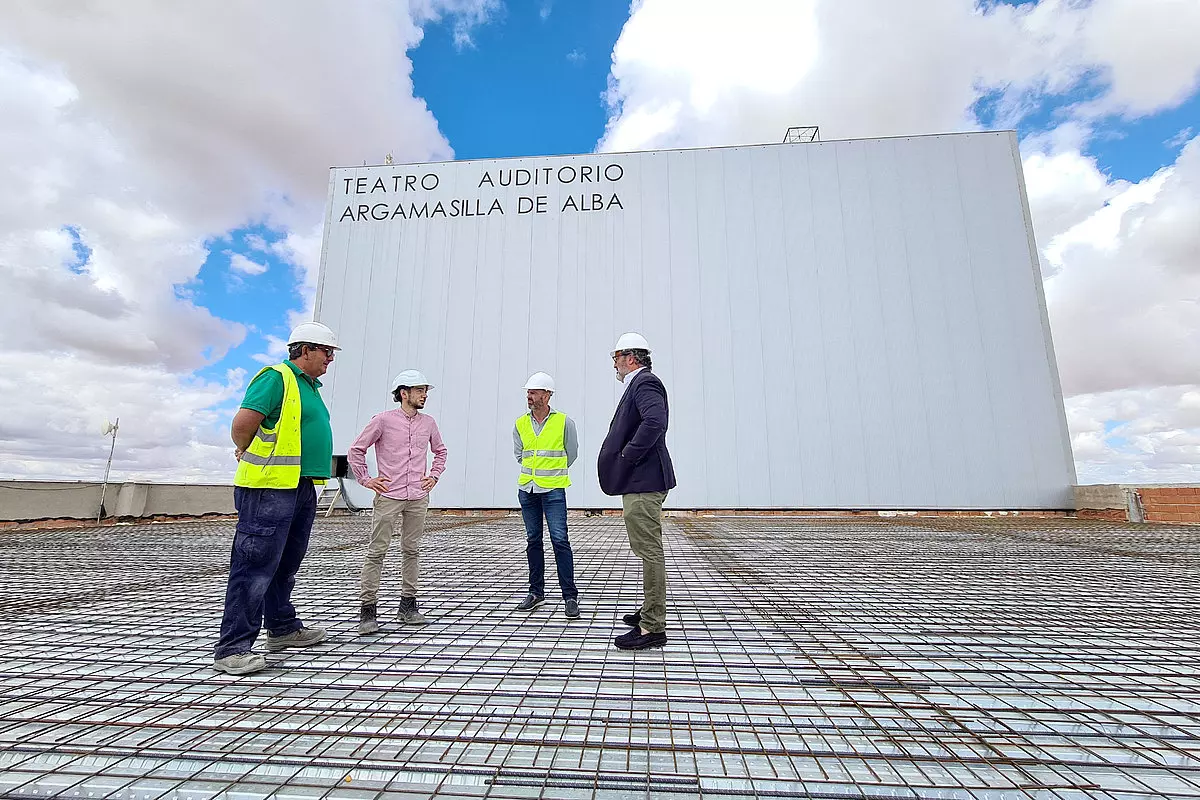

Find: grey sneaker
<box><xmin>516</xmin><ymin>593</ymin><xmax>545</xmax><ymax>612</ymax></box>
<box><xmin>265</xmin><ymin>627</ymin><xmax>326</xmax><ymax>652</ymax></box>
<box><xmin>564</xmin><ymin>598</ymin><xmax>580</xmax><ymax>619</ymax></box>
<box><xmin>358</xmin><ymin>604</ymin><xmax>381</xmax><ymax>636</ymax></box>
<box><xmin>213</xmin><ymin>652</ymin><xmax>266</xmax><ymax>675</ymax></box>
<box><xmin>399</xmin><ymin>597</ymin><xmax>428</xmax><ymax>625</ymax></box>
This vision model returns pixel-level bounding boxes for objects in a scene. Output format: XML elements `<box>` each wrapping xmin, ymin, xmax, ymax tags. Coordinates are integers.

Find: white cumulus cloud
<box><xmin>1040</xmin><ymin>136</ymin><xmax>1200</xmax><ymax>397</ymax></box>
<box><xmin>228</xmin><ymin>254</ymin><xmax>268</xmax><ymax>276</ymax></box>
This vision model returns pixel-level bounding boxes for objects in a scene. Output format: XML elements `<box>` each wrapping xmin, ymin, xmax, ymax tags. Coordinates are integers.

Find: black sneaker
<box><xmin>614</xmin><ymin>629</ymin><xmax>667</xmax><ymax>650</ymax></box>
<box><xmin>516</xmin><ymin>593</ymin><xmax>545</xmax><ymax>612</ymax></box>
<box><xmin>621</xmin><ymin>610</ymin><xmax>641</xmax><ymax>628</ymax></box>
<box><xmin>564</xmin><ymin>598</ymin><xmax>580</xmax><ymax>619</ymax></box>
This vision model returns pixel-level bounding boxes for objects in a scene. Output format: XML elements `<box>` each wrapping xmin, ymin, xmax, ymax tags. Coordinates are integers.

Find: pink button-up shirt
<box><xmin>348</xmin><ymin>409</ymin><xmax>448</xmax><ymax>501</ymax></box>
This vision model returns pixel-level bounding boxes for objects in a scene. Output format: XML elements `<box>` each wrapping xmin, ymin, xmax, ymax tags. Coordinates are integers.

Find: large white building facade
<box><xmin>315</xmin><ymin>132</ymin><xmax>1076</xmax><ymax>509</ymax></box>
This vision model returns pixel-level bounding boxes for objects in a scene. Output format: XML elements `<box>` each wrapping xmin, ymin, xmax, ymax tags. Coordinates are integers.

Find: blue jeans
<box><xmin>215</xmin><ymin>479</ymin><xmax>316</xmax><ymax>658</ymax></box>
<box><xmin>518</xmin><ymin>488</ymin><xmax>577</xmax><ymax>601</ymax></box>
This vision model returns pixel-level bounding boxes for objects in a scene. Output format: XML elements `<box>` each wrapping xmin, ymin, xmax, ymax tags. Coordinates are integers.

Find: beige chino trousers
<box><xmin>359</xmin><ymin>494</ymin><xmax>429</xmax><ymax>604</ymax></box>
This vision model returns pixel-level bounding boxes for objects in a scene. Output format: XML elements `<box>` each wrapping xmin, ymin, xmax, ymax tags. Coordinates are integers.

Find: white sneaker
<box><xmin>213</xmin><ymin>652</ymin><xmax>266</xmax><ymax>675</ymax></box>
<box><xmin>265</xmin><ymin>627</ymin><xmax>326</xmax><ymax>652</ymax></box>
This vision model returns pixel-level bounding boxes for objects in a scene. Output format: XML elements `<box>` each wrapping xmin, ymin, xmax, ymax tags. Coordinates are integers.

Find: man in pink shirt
<box><xmin>348</xmin><ymin>369</ymin><xmax>448</xmax><ymax>635</ymax></box>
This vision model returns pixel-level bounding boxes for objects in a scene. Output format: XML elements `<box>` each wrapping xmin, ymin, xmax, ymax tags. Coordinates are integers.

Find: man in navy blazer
<box><xmin>598</xmin><ymin>332</ymin><xmax>676</xmax><ymax>650</ymax></box>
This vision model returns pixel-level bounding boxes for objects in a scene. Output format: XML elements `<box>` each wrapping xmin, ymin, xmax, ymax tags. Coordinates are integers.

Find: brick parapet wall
<box><xmin>1137</xmin><ymin>487</ymin><xmax>1200</xmax><ymax>524</ymax></box>
<box><xmin>1074</xmin><ymin>508</ymin><xmax>1129</xmax><ymax>522</ymax></box>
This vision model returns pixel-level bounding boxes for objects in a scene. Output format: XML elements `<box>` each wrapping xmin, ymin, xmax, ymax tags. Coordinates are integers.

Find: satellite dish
<box><xmin>101</xmin><ymin>420</ymin><xmax>119</xmax><ymax>436</ymax></box>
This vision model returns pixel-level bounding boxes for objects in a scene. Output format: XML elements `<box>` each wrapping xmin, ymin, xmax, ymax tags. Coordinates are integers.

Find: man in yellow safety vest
<box><xmin>513</xmin><ymin>372</ymin><xmax>580</xmax><ymax>618</ymax></box>
<box><xmin>213</xmin><ymin>321</ymin><xmax>339</xmax><ymax>675</ymax></box>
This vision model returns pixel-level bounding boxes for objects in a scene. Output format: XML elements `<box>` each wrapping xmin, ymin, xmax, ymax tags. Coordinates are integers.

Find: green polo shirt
<box><xmin>240</xmin><ymin>361</ymin><xmax>332</xmax><ymax>479</ymax></box>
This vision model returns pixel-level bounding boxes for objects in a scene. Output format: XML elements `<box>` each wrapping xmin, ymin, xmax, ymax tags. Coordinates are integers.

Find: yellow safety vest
<box><xmin>234</xmin><ymin>364</ymin><xmax>306</xmax><ymax>489</ymax></box>
<box><xmin>516</xmin><ymin>412</ymin><xmax>571</xmax><ymax>489</ymax></box>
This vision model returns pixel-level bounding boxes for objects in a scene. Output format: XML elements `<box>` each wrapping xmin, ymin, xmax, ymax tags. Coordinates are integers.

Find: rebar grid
<box><xmin>0</xmin><ymin>514</ymin><xmax>1197</xmax><ymax>799</ymax></box>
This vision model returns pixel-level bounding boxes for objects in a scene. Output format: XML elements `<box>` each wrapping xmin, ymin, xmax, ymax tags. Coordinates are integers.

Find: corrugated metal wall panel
<box><xmin>315</xmin><ymin>132</ymin><xmax>1077</xmax><ymax>509</ymax></box>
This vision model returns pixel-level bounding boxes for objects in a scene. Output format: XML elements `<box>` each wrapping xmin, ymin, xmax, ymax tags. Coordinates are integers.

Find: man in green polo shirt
<box><xmin>237</xmin><ymin>360</ymin><xmax>334</xmax><ymax>478</ymax></box>
<box><xmin>214</xmin><ymin>322</ymin><xmax>339</xmax><ymax>676</ymax></box>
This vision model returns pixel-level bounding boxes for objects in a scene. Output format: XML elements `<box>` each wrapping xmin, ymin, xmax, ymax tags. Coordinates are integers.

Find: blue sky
<box><xmin>975</xmin><ymin>84</ymin><xmax>1199</xmax><ymax>181</ymax></box>
<box><xmin>1086</xmin><ymin>96</ymin><xmax>1199</xmax><ymax>179</ymax></box>
<box><xmin>411</xmin><ymin>1</ymin><xmax>629</xmax><ymax>160</ymax></box>
<box><xmin>189</xmin><ymin>226</ymin><xmax>302</xmax><ymax>383</ymax></box>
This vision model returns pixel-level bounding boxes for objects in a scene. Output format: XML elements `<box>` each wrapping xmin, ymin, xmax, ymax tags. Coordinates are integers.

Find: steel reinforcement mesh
<box><xmin>0</xmin><ymin>513</ymin><xmax>1197</xmax><ymax>799</ymax></box>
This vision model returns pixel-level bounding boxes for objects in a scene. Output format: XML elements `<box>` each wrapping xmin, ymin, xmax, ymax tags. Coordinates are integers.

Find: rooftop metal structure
<box><xmin>0</xmin><ymin>514</ymin><xmax>1197</xmax><ymax>798</ymax></box>
<box><xmin>783</xmin><ymin>126</ymin><xmax>820</xmax><ymax>143</ymax></box>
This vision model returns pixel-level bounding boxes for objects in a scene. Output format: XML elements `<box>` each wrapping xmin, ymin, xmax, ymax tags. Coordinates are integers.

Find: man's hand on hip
<box><xmin>363</xmin><ymin>477</ymin><xmax>390</xmax><ymax>494</ymax></box>
<box><xmin>420</xmin><ymin>476</ymin><xmax>438</xmax><ymax>492</ymax></box>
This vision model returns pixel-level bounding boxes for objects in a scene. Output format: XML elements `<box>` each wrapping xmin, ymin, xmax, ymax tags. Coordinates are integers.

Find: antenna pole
<box><xmin>97</xmin><ymin>418</ymin><xmax>119</xmax><ymax>524</ymax></box>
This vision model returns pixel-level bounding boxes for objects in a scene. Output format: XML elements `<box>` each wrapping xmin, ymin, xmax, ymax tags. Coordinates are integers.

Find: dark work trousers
<box><xmin>215</xmin><ymin>479</ymin><xmax>316</xmax><ymax>658</ymax></box>
<box><xmin>517</xmin><ymin>488</ymin><xmax>578</xmax><ymax>601</ymax></box>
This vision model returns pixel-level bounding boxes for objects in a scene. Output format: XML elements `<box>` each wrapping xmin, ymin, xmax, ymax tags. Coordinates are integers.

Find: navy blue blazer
<box><xmin>598</xmin><ymin>369</ymin><xmax>677</xmax><ymax>496</ymax></box>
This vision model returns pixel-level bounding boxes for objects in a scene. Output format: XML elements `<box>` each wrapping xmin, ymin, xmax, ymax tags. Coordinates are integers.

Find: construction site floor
<box><xmin>0</xmin><ymin>514</ymin><xmax>1197</xmax><ymax>799</ymax></box>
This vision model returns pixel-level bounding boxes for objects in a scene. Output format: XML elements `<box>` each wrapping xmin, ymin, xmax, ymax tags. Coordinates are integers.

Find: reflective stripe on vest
<box><xmin>520</xmin><ymin>466</ymin><xmax>569</xmax><ymax>477</ymax></box>
<box><xmin>238</xmin><ymin>453</ymin><xmax>302</xmax><ymax>467</ymax></box>
<box><xmin>515</xmin><ymin>412</ymin><xmax>571</xmax><ymax>489</ymax></box>
<box><xmin>234</xmin><ymin>364</ymin><xmax>305</xmax><ymax>489</ymax></box>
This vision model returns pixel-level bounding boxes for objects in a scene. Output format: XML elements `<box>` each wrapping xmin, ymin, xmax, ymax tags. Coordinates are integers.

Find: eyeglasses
<box><xmin>310</xmin><ymin>345</ymin><xmax>335</xmax><ymax>358</ymax></box>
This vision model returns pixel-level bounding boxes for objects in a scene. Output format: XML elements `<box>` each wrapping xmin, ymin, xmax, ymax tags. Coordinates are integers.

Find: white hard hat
<box><xmin>612</xmin><ymin>332</ymin><xmax>651</xmax><ymax>356</ymax></box>
<box><xmin>392</xmin><ymin>369</ymin><xmax>433</xmax><ymax>390</ymax></box>
<box><xmin>524</xmin><ymin>372</ymin><xmax>555</xmax><ymax>391</ymax></box>
<box><xmin>288</xmin><ymin>321</ymin><xmax>340</xmax><ymax>349</ymax></box>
